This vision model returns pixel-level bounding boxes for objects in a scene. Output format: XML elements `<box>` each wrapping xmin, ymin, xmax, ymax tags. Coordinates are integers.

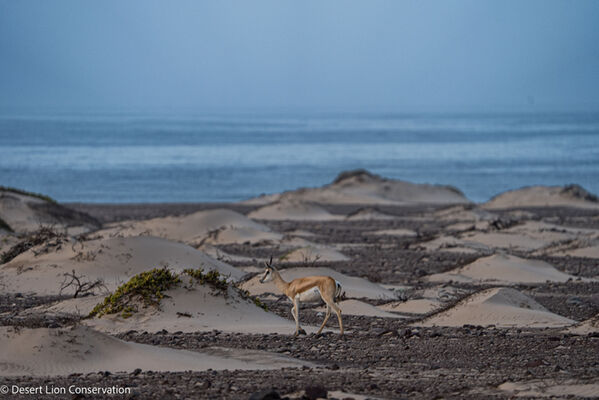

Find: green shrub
<box><xmin>89</xmin><ymin>267</ymin><xmax>180</xmax><ymax>318</ymax></box>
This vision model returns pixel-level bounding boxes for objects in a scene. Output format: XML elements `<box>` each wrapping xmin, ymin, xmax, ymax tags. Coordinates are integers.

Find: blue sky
<box><xmin>1</xmin><ymin>0</ymin><xmax>598</xmax><ymax>112</ymax></box>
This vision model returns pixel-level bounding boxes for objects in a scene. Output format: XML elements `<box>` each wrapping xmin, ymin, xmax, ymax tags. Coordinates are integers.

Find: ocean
<box><xmin>0</xmin><ymin>111</ymin><xmax>598</xmax><ymax>203</ymax></box>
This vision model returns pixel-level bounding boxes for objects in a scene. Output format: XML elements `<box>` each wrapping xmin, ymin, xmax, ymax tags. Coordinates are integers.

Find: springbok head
<box><xmin>259</xmin><ymin>256</ymin><xmax>275</xmax><ymax>283</ymax></box>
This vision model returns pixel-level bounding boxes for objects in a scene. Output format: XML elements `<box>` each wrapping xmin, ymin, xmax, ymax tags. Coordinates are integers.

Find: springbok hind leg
<box><xmin>317</xmin><ymin>304</ymin><xmax>331</xmax><ymax>334</ymax></box>
<box><xmin>331</xmin><ymin>302</ymin><xmax>343</xmax><ymax>336</ymax></box>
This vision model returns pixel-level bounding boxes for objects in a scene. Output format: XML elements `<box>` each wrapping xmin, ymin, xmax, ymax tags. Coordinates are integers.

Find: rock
<box><xmin>304</xmin><ymin>385</ymin><xmax>327</xmax><ymax>400</ymax></box>
<box><xmin>131</xmin><ymin>368</ymin><xmax>142</xmax><ymax>376</ymax></box>
<box><xmin>249</xmin><ymin>388</ymin><xmax>281</xmax><ymax>400</ymax></box>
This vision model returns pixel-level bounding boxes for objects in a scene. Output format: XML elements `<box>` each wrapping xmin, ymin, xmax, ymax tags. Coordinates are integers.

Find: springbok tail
<box><xmin>334</xmin><ymin>280</ymin><xmax>344</xmax><ymax>302</ymax></box>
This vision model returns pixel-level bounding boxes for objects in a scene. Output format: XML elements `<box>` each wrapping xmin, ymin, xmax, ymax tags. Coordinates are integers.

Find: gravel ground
<box><xmin>2</xmin><ymin>202</ymin><xmax>598</xmax><ymax>399</ymax></box>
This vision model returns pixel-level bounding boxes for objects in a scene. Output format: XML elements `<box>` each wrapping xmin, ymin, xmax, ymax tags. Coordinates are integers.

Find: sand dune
<box><xmin>243</xmin><ymin>170</ymin><xmax>469</xmax><ymax>206</ymax></box>
<box><xmin>345</xmin><ymin>208</ymin><xmax>397</xmax><ymax>221</ymax></box>
<box><xmin>248</xmin><ymin>199</ymin><xmax>341</xmax><ymax>221</ymax></box>
<box><xmin>88</xmin><ymin>284</ymin><xmax>305</xmax><ymax>335</ymax></box>
<box><xmin>427</xmin><ymin>253</ymin><xmax>579</xmax><ymax>285</ymax></box>
<box><xmin>363</xmin><ymin>228</ymin><xmax>417</xmax><ymax>237</ymax></box>
<box><xmin>499</xmin><ymin>380</ymin><xmax>599</xmax><ymax>398</ymax></box>
<box><xmin>378</xmin><ymin>299</ymin><xmax>443</xmax><ymax>315</ymax></box>
<box><xmin>0</xmin><ymin>188</ymin><xmax>99</xmax><ymax>234</ymax></box>
<box><xmin>280</xmin><ymin>246</ymin><xmax>349</xmax><ymax>263</ymax></box>
<box><xmin>242</xmin><ymin>267</ymin><xmax>396</xmax><ymax>300</ymax></box>
<box><xmin>99</xmin><ymin>208</ymin><xmax>282</xmax><ymax>246</ymax></box>
<box><xmin>568</xmin><ymin>313</ymin><xmax>599</xmax><ymax>335</ymax></box>
<box><xmin>315</xmin><ymin>299</ymin><xmax>404</xmax><ymax>319</ymax></box>
<box><xmin>418</xmin><ymin>220</ymin><xmax>599</xmax><ymax>255</ymax></box>
<box><xmin>0</xmin><ymin>326</ymin><xmax>311</xmax><ymax>376</ymax></box>
<box><xmin>415</xmin><ymin>287</ymin><xmax>575</xmax><ymax>328</ymax></box>
<box><xmin>1</xmin><ymin>235</ymin><xmax>244</xmax><ymax>295</ymax></box>
<box><xmin>484</xmin><ymin>184</ymin><xmax>599</xmax><ymax>209</ymax></box>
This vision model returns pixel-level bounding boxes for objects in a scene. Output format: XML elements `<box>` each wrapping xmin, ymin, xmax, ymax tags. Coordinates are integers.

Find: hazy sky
<box><xmin>1</xmin><ymin>0</ymin><xmax>598</xmax><ymax>112</ymax></box>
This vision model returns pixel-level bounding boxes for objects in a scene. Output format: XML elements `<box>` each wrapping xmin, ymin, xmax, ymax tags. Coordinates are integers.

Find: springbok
<box><xmin>259</xmin><ymin>257</ymin><xmax>344</xmax><ymax>336</ymax></box>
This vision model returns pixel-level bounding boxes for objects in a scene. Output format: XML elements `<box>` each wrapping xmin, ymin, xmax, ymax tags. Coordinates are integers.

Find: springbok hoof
<box><xmin>298</xmin><ymin>328</ymin><xmax>307</xmax><ymax>336</ymax></box>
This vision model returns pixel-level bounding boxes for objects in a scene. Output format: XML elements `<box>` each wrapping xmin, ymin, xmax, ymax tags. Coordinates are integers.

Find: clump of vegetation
<box><xmin>0</xmin><ymin>217</ymin><xmax>12</xmax><ymax>233</ymax></box>
<box><xmin>89</xmin><ymin>266</ymin><xmax>269</xmax><ymax>319</ymax></box>
<box><xmin>183</xmin><ymin>268</ymin><xmax>229</xmax><ymax>292</ymax></box>
<box><xmin>89</xmin><ymin>267</ymin><xmax>180</xmax><ymax>318</ymax></box>
<box><xmin>0</xmin><ymin>226</ymin><xmax>66</xmax><ymax>265</ymax></box>
<box><xmin>0</xmin><ymin>186</ymin><xmax>57</xmax><ymax>204</ymax></box>
<box><xmin>238</xmin><ymin>288</ymin><xmax>269</xmax><ymax>311</ymax></box>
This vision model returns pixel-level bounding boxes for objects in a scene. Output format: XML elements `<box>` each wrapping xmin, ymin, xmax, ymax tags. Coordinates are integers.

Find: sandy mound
<box><xmin>242</xmin><ymin>267</ymin><xmax>396</xmax><ymax>300</ymax></box>
<box><xmin>498</xmin><ymin>380</ymin><xmax>599</xmax><ymax>398</ymax></box>
<box><xmin>427</xmin><ymin>253</ymin><xmax>578</xmax><ymax>285</ymax></box>
<box><xmin>568</xmin><ymin>313</ymin><xmax>599</xmax><ymax>335</ymax></box>
<box><xmin>248</xmin><ymin>199</ymin><xmax>341</xmax><ymax>221</ymax></box>
<box><xmin>100</xmin><ymin>208</ymin><xmax>281</xmax><ymax>246</ymax></box>
<box><xmin>415</xmin><ymin>287</ymin><xmax>574</xmax><ymax>328</ymax></box>
<box><xmin>0</xmin><ymin>188</ymin><xmax>99</xmax><ymax>234</ymax></box>
<box><xmin>0</xmin><ymin>235</ymin><xmax>244</xmax><ymax>295</ymax></box>
<box><xmin>88</xmin><ymin>284</ymin><xmax>304</xmax><ymax>335</ymax></box>
<box><xmin>484</xmin><ymin>184</ymin><xmax>599</xmax><ymax>209</ymax></box>
<box><xmin>0</xmin><ymin>326</ymin><xmax>310</xmax><ymax>376</ymax></box>
<box><xmin>418</xmin><ymin>221</ymin><xmax>599</xmax><ymax>255</ymax></box>
<box><xmin>363</xmin><ymin>228</ymin><xmax>417</xmax><ymax>237</ymax></box>
<box><xmin>378</xmin><ymin>299</ymin><xmax>443</xmax><ymax>315</ymax></box>
<box><xmin>345</xmin><ymin>207</ymin><xmax>397</xmax><ymax>221</ymax></box>
<box><xmin>243</xmin><ymin>170</ymin><xmax>469</xmax><ymax>205</ymax></box>
<box><xmin>315</xmin><ymin>299</ymin><xmax>404</xmax><ymax>319</ymax></box>
<box><xmin>281</xmin><ymin>246</ymin><xmax>349</xmax><ymax>263</ymax></box>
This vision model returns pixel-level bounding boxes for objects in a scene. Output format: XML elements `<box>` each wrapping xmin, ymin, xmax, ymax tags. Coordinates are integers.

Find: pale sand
<box><xmin>0</xmin><ymin>190</ymin><xmax>96</xmax><ymax>234</ymax></box>
<box><xmin>345</xmin><ymin>208</ymin><xmax>397</xmax><ymax>221</ymax></box>
<box><xmin>242</xmin><ymin>170</ymin><xmax>469</xmax><ymax>206</ymax></box>
<box><xmin>248</xmin><ymin>199</ymin><xmax>342</xmax><ymax>221</ymax></box>
<box><xmin>378</xmin><ymin>299</ymin><xmax>443</xmax><ymax>315</ymax></box>
<box><xmin>0</xmin><ymin>326</ymin><xmax>311</xmax><ymax>376</ymax></box>
<box><xmin>426</xmin><ymin>253</ymin><xmax>579</xmax><ymax>285</ymax></box>
<box><xmin>98</xmin><ymin>208</ymin><xmax>282</xmax><ymax>246</ymax></box>
<box><xmin>363</xmin><ymin>228</ymin><xmax>417</xmax><ymax>237</ymax></box>
<box><xmin>568</xmin><ymin>313</ymin><xmax>599</xmax><ymax>335</ymax></box>
<box><xmin>418</xmin><ymin>220</ymin><xmax>599</xmax><ymax>255</ymax></box>
<box><xmin>415</xmin><ymin>287</ymin><xmax>575</xmax><ymax>328</ymax></box>
<box><xmin>484</xmin><ymin>185</ymin><xmax>599</xmax><ymax>210</ymax></box>
<box><xmin>241</xmin><ymin>267</ymin><xmax>396</xmax><ymax>300</ymax></box>
<box><xmin>315</xmin><ymin>299</ymin><xmax>405</xmax><ymax>319</ymax></box>
<box><xmin>86</xmin><ymin>285</ymin><xmax>308</xmax><ymax>335</ymax></box>
<box><xmin>0</xmin><ymin>235</ymin><xmax>244</xmax><ymax>296</ymax></box>
<box><xmin>498</xmin><ymin>380</ymin><xmax>599</xmax><ymax>398</ymax></box>
<box><xmin>280</xmin><ymin>246</ymin><xmax>349</xmax><ymax>263</ymax></box>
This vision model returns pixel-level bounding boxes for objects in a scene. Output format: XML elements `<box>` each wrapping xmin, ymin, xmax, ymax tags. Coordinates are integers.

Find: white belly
<box><xmin>297</xmin><ymin>287</ymin><xmax>322</xmax><ymax>302</ymax></box>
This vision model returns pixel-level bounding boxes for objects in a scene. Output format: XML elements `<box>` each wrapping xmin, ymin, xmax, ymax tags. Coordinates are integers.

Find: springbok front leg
<box><xmin>317</xmin><ymin>304</ymin><xmax>331</xmax><ymax>335</ymax></box>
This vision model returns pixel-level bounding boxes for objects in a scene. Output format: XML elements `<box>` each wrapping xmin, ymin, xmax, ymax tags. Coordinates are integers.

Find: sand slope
<box><xmin>281</xmin><ymin>246</ymin><xmax>349</xmax><ymax>263</ymax></box>
<box><xmin>1</xmin><ymin>235</ymin><xmax>244</xmax><ymax>295</ymax></box>
<box><xmin>484</xmin><ymin>184</ymin><xmax>599</xmax><ymax>209</ymax></box>
<box><xmin>415</xmin><ymin>287</ymin><xmax>575</xmax><ymax>328</ymax></box>
<box><xmin>0</xmin><ymin>189</ymin><xmax>99</xmax><ymax>234</ymax></box>
<box><xmin>316</xmin><ymin>299</ymin><xmax>404</xmax><ymax>319</ymax></box>
<box><xmin>243</xmin><ymin>170</ymin><xmax>469</xmax><ymax>205</ymax></box>
<box><xmin>568</xmin><ymin>313</ymin><xmax>599</xmax><ymax>335</ymax></box>
<box><xmin>427</xmin><ymin>253</ymin><xmax>578</xmax><ymax>285</ymax></box>
<box><xmin>378</xmin><ymin>299</ymin><xmax>443</xmax><ymax>315</ymax></box>
<box><xmin>99</xmin><ymin>208</ymin><xmax>282</xmax><ymax>246</ymax></box>
<box><xmin>87</xmin><ymin>284</ymin><xmax>306</xmax><ymax>335</ymax></box>
<box><xmin>248</xmin><ymin>199</ymin><xmax>341</xmax><ymax>221</ymax></box>
<box><xmin>242</xmin><ymin>267</ymin><xmax>396</xmax><ymax>300</ymax></box>
<box><xmin>0</xmin><ymin>326</ymin><xmax>311</xmax><ymax>376</ymax></box>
